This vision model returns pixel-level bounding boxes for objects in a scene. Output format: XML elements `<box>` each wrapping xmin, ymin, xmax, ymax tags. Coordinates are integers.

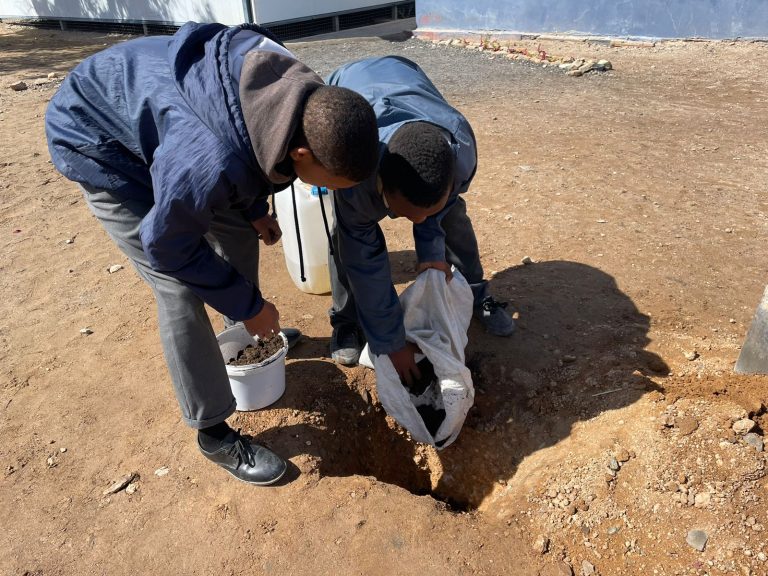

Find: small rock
<box><xmin>125</xmin><ymin>482</ymin><xmax>138</xmax><ymax>495</ymax></box>
<box><xmin>65</xmin><ymin>238</ymin><xmax>74</xmax><ymax>244</ymax></box>
<box><xmin>10</xmin><ymin>81</ymin><xmax>28</xmax><ymax>91</ymax></box>
<box><xmin>694</xmin><ymin>492</ymin><xmax>711</xmax><ymax>508</ymax></box>
<box><xmin>46</xmin><ymin>456</ymin><xmax>56</xmax><ymax>467</ymax></box>
<box><xmin>33</xmin><ymin>78</ymin><xmax>49</xmax><ymax>86</ymax></box>
<box><xmin>59</xmin><ymin>447</ymin><xmax>67</xmax><ymax>453</ymax></box>
<box><xmin>79</xmin><ymin>327</ymin><xmax>93</xmax><ymax>335</ymax></box>
<box><xmin>103</xmin><ymin>472</ymin><xmax>139</xmax><ymax>495</ymax></box>
<box><xmin>733</xmin><ymin>419</ymin><xmax>756</xmax><ymax>435</ymax></box>
<box><xmin>608</xmin><ymin>457</ymin><xmax>620</xmax><ymax>471</ymax></box>
<box><xmin>615</xmin><ymin>448</ymin><xmax>631</xmax><ymax>462</ymax></box>
<box><xmin>686</xmin><ymin>529</ymin><xmax>708</xmax><ymax>551</ymax></box>
<box><xmin>743</xmin><ymin>432</ymin><xmax>764</xmax><ymax>452</ymax></box>
<box><xmin>533</xmin><ymin>534</ymin><xmax>550</xmax><ymax>554</ymax></box>
<box><xmin>596</xmin><ymin>59</ymin><xmax>612</xmax><ymax>71</ymax></box>
<box><xmin>578</xmin><ymin>60</ymin><xmax>595</xmax><ymax>74</ymax></box>
<box><xmin>562</xmin><ymin>354</ymin><xmax>577</xmax><ymax>364</ymax></box>
<box><xmin>582</xmin><ymin>560</ymin><xmax>595</xmax><ymax>576</ymax></box>
<box><xmin>647</xmin><ymin>355</ymin><xmax>667</xmax><ymax>373</ymax></box>
<box><xmin>301</xmin><ymin>314</ymin><xmax>313</xmax><ymax>320</ymax></box>
<box><xmin>659</xmin><ymin>413</ymin><xmax>675</xmax><ymax>427</ymax></box>
<box><xmin>47</xmin><ymin>72</ymin><xmax>60</xmax><ymax>79</ymax></box>
<box><xmin>566</xmin><ymin>69</ymin><xmax>583</xmax><ymax>77</ymax></box>
<box><xmin>607</xmin><ymin>526</ymin><xmax>620</xmax><ymax>535</ymax></box>
<box><xmin>522</xmin><ymin>255</ymin><xmax>534</xmax><ymax>265</ymax></box>
<box><xmin>758</xmin><ymin>552</ymin><xmax>767</xmax><ymax>562</ymax></box>
<box><xmin>108</xmin><ymin>264</ymin><xmax>123</xmax><ymax>274</ymax></box>
<box><xmin>565</xmin><ymin>504</ymin><xmax>577</xmax><ymax>516</ymax></box>
<box><xmin>154</xmin><ymin>466</ymin><xmax>170</xmax><ymax>477</ymax></box>
<box><xmin>684</xmin><ymin>350</ymin><xmax>699</xmax><ymax>361</ymax></box>
<box><xmin>676</xmin><ymin>416</ymin><xmax>699</xmax><ymax>436</ymax></box>
<box><xmin>546</xmin><ymin>562</ymin><xmax>574</xmax><ymax>576</ymax></box>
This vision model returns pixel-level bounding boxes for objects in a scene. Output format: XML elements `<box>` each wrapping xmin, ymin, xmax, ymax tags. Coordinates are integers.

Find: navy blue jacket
<box><xmin>46</xmin><ymin>22</ymin><xmax>317</xmax><ymax>321</ymax></box>
<box><xmin>326</xmin><ymin>56</ymin><xmax>477</xmax><ymax>355</ymax></box>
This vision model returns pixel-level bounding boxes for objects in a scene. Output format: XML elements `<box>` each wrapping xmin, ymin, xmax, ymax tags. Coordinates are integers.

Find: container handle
<box><xmin>290</xmin><ymin>183</ymin><xmax>307</xmax><ymax>282</ymax></box>
<box><xmin>318</xmin><ymin>189</ymin><xmax>334</xmax><ymax>256</ymax></box>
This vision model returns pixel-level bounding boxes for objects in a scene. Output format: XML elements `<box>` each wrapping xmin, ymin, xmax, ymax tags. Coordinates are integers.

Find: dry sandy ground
<box><xmin>1</xmin><ymin>22</ymin><xmax>768</xmax><ymax>576</ymax></box>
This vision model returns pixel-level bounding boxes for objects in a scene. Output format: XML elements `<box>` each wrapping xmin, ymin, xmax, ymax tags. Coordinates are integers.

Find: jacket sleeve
<box><xmin>335</xmin><ymin>189</ymin><xmax>407</xmax><ymax>356</ymax></box>
<box><xmin>413</xmin><ymin>199</ymin><xmax>451</xmax><ymax>264</ymax></box>
<box><xmin>139</xmin><ymin>139</ymin><xmax>265</xmax><ymax>321</ymax></box>
<box><xmin>242</xmin><ymin>197</ymin><xmax>270</xmax><ymax>221</ymax></box>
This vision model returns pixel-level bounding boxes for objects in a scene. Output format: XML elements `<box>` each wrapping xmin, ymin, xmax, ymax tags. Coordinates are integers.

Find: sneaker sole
<box><xmin>331</xmin><ymin>351</ymin><xmax>360</xmax><ymax>366</ymax></box>
<box><xmin>221</xmin><ymin>462</ymin><xmax>287</xmax><ymax>486</ymax></box>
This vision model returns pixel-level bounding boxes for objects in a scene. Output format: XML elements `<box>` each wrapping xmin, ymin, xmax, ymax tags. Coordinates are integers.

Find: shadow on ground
<box><xmin>234</xmin><ymin>261</ymin><xmax>667</xmax><ymax>508</ymax></box>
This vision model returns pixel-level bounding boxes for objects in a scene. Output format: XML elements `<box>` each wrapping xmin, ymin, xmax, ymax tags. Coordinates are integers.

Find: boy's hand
<box><xmin>251</xmin><ymin>215</ymin><xmax>282</xmax><ymax>245</ymax></box>
<box><xmin>417</xmin><ymin>261</ymin><xmax>453</xmax><ymax>283</ymax></box>
<box><xmin>388</xmin><ymin>342</ymin><xmax>422</xmax><ymax>387</ymax></box>
<box><xmin>243</xmin><ymin>301</ymin><xmax>281</xmax><ymax>340</ymax></box>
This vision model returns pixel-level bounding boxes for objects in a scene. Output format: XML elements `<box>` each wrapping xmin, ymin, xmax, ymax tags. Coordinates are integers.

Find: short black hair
<box><xmin>380</xmin><ymin>122</ymin><xmax>454</xmax><ymax>208</ymax></box>
<box><xmin>302</xmin><ymin>86</ymin><xmax>379</xmax><ymax>182</ymax></box>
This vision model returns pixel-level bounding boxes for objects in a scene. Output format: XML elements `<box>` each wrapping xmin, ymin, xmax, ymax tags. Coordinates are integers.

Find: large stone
<box><xmin>743</xmin><ymin>432</ymin><xmax>764</xmax><ymax>452</ymax></box>
<box><xmin>686</xmin><ymin>529</ymin><xmax>708</xmax><ymax>551</ymax></box>
<box><xmin>10</xmin><ymin>81</ymin><xmax>27</xmax><ymax>91</ymax></box>
<box><xmin>733</xmin><ymin>418</ymin><xmax>756</xmax><ymax>435</ymax></box>
<box><xmin>676</xmin><ymin>416</ymin><xmax>699</xmax><ymax>436</ymax></box>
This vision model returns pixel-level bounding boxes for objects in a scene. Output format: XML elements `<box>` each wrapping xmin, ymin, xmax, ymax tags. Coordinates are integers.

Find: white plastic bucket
<box><xmin>274</xmin><ymin>179</ymin><xmax>335</xmax><ymax>295</ymax></box>
<box><xmin>216</xmin><ymin>324</ymin><xmax>288</xmax><ymax>411</ymax></box>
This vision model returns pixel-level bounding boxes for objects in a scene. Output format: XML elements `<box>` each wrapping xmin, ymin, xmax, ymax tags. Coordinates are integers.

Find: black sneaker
<box><xmin>198</xmin><ymin>429</ymin><xmax>286</xmax><ymax>485</ymax></box>
<box><xmin>281</xmin><ymin>327</ymin><xmax>302</xmax><ymax>349</ymax></box>
<box><xmin>330</xmin><ymin>324</ymin><xmax>363</xmax><ymax>366</ymax></box>
<box><xmin>474</xmin><ymin>296</ymin><xmax>516</xmax><ymax>337</ymax></box>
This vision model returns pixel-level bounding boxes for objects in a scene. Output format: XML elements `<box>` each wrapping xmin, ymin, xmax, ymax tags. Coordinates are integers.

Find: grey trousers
<box><xmin>329</xmin><ymin>195</ymin><xmax>489</xmax><ymax>328</ymax></box>
<box><xmin>81</xmin><ymin>185</ymin><xmax>261</xmax><ymax>429</ymax></box>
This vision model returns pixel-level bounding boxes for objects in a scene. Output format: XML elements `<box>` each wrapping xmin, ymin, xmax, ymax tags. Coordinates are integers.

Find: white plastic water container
<box><xmin>216</xmin><ymin>324</ymin><xmax>288</xmax><ymax>411</ymax></box>
<box><xmin>274</xmin><ymin>180</ymin><xmax>335</xmax><ymax>295</ymax></box>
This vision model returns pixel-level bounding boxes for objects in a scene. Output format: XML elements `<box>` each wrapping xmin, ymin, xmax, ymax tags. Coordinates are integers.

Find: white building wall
<box><xmin>252</xmin><ymin>0</ymin><xmax>390</xmax><ymax>24</ymax></box>
<box><xmin>416</xmin><ymin>0</ymin><xmax>768</xmax><ymax>39</ymax></box>
<box><xmin>0</xmin><ymin>0</ymin><xmax>398</xmax><ymax>26</ymax></box>
<box><xmin>0</xmin><ymin>0</ymin><xmax>246</xmax><ymax>24</ymax></box>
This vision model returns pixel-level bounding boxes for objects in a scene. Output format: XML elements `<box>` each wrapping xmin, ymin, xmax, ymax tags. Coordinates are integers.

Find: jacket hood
<box><xmin>168</xmin><ymin>22</ymin><xmax>323</xmax><ymax>185</ymax></box>
<box><xmin>239</xmin><ymin>50</ymin><xmax>323</xmax><ymax>183</ymax></box>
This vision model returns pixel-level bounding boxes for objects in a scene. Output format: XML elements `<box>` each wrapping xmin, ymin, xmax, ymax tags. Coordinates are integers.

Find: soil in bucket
<box><xmin>227</xmin><ymin>334</ymin><xmax>285</xmax><ymax>366</ymax></box>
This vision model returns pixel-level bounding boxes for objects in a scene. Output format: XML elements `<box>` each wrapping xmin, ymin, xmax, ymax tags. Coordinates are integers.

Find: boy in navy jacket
<box><xmin>45</xmin><ymin>23</ymin><xmax>378</xmax><ymax>485</ymax></box>
<box><xmin>326</xmin><ymin>56</ymin><xmax>515</xmax><ymax>384</ymax></box>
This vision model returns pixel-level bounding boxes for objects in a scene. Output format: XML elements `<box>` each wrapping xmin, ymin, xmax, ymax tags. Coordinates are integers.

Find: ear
<box><xmin>289</xmin><ymin>147</ymin><xmax>315</xmax><ymax>164</ymax></box>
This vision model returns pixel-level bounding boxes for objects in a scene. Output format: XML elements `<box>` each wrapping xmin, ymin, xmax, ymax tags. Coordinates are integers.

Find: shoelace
<box><xmin>480</xmin><ymin>296</ymin><xmax>509</xmax><ymax>313</ymax></box>
<box><xmin>225</xmin><ymin>433</ymin><xmax>256</xmax><ymax>467</ymax></box>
